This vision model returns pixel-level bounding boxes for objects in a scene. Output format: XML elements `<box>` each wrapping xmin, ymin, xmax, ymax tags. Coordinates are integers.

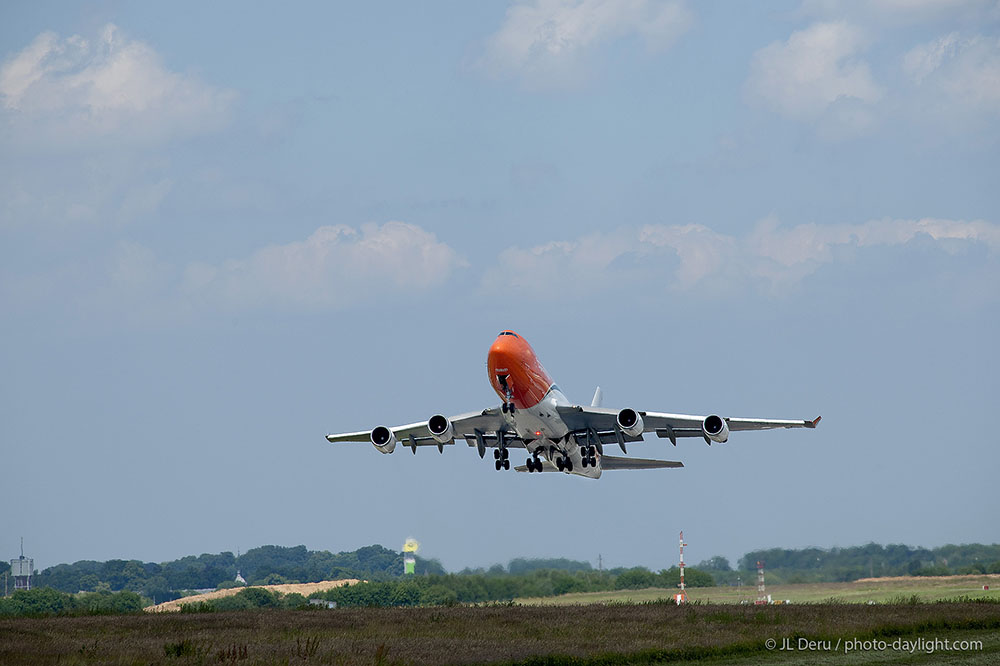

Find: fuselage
<box><xmin>487</xmin><ymin>330</ymin><xmax>600</xmax><ymax>478</ymax></box>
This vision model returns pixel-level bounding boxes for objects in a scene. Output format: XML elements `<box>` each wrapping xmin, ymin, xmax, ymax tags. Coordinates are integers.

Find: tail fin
<box><xmin>591</xmin><ymin>386</ymin><xmax>603</xmax><ymax>408</ymax></box>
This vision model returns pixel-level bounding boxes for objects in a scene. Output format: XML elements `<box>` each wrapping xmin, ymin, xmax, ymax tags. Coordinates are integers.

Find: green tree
<box><xmin>614</xmin><ymin>568</ymin><xmax>656</xmax><ymax>590</ymax></box>
<box><xmin>696</xmin><ymin>556</ymin><xmax>731</xmax><ymax>571</ymax></box>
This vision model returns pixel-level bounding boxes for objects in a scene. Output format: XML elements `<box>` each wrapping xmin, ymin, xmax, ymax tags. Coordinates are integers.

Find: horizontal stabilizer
<box><xmin>600</xmin><ymin>455</ymin><xmax>684</xmax><ymax>470</ymax></box>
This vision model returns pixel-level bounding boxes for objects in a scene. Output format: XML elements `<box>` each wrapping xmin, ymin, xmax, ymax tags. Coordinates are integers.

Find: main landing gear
<box><xmin>525</xmin><ymin>454</ymin><xmax>543</xmax><ymax>472</ymax></box>
<box><xmin>494</xmin><ymin>447</ymin><xmax>510</xmax><ymax>471</ymax></box>
<box><xmin>579</xmin><ymin>445</ymin><xmax>598</xmax><ymax>468</ymax></box>
<box><xmin>555</xmin><ymin>455</ymin><xmax>573</xmax><ymax>472</ymax></box>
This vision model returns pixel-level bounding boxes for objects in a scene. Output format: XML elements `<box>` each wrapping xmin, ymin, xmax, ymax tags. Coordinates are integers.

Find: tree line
<box><xmin>18</xmin><ymin>541</ymin><xmax>1000</xmax><ymax>606</ymax></box>
<box><xmin>32</xmin><ymin>544</ymin><xmax>445</xmax><ymax>601</ymax></box>
<box><xmin>724</xmin><ymin>543</ymin><xmax>1000</xmax><ymax>584</ymax></box>
<box><xmin>0</xmin><ymin>588</ymin><xmax>144</xmax><ymax>616</ymax></box>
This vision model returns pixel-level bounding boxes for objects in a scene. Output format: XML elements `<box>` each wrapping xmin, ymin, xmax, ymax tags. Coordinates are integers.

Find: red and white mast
<box><xmin>677</xmin><ymin>531</ymin><xmax>688</xmax><ymax>603</ymax></box>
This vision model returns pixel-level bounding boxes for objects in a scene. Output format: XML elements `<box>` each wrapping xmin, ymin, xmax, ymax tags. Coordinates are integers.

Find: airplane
<box><xmin>325</xmin><ymin>330</ymin><xmax>821</xmax><ymax>479</ymax></box>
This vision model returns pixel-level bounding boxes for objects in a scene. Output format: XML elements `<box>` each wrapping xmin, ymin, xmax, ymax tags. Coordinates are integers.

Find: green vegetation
<box><xmin>722</xmin><ymin>542</ymin><xmax>1000</xmax><ymax>585</ymax></box>
<box><xmin>33</xmin><ymin>544</ymin><xmax>445</xmax><ymax>601</ymax></box>
<box><xmin>179</xmin><ymin>587</ymin><xmax>311</xmax><ymax>612</ymax></box>
<box><xmin>1</xmin><ymin>601</ymin><xmax>997</xmax><ymax>665</ymax></box>
<box><xmin>0</xmin><ymin>588</ymin><xmax>144</xmax><ymax>616</ymax></box>
<box><xmin>13</xmin><ymin>542</ymin><xmax>999</xmax><ymax>617</ymax></box>
<box><xmin>306</xmin><ymin>567</ymin><xmax>714</xmax><ymax>609</ymax></box>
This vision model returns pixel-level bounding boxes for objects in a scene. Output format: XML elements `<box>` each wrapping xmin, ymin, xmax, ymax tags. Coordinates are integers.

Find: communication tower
<box><xmin>403</xmin><ymin>538</ymin><xmax>419</xmax><ymax>575</ymax></box>
<box><xmin>10</xmin><ymin>538</ymin><xmax>33</xmax><ymax>591</ymax></box>
<box><xmin>755</xmin><ymin>560</ymin><xmax>767</xmax><ymax>605</ymax></box>
<box><xmin>676</xmin><ymin>531</ymin><xmax>688</xmax><ymax>604</ymax></box>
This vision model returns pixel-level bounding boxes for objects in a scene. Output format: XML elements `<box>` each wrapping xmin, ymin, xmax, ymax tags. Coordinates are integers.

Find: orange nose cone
<box><xmin>486</xmin><ymin>331</ymin><xmax>553</xmax><ymax>409</ymax></box>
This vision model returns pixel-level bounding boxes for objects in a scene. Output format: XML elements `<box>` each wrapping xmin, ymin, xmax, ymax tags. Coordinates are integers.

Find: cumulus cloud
<box><xmin>903</xmin><ymin>32</ymin><xmax>1000</xmax><ymax>115</ymax></box>
<box><xmin>483</xmin><ymin>217</ymin><xmax>999</xmax><ymax>297</ymax></box>
<box><xmin>479</xmin><ymin>0</ymin><xmax>692</xmax><ymax>87</ymax></box>
<box><xmin>745</xmin><ymin>21</ymin><xmax>882</xmax><ymax>133</ymax></box>
<box><xmin>183</xmin><ymin>222</ymin><xmax>466</xmax><ymax>311</ymax></box>
<box><xmin>0</xmin><ymin>24</ymin><xmax>235</xmax><ymax>145</ymax></box>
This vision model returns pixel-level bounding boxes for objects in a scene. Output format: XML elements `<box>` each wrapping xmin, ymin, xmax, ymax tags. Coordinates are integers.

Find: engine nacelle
<box><xmin>617</xmin><ymin>408</ymin><xmax>644</xmax><ymax>438</ymax></box>
<box><xmin>702</xmin><ymin>414</ymin><xmax>729</xmax><ymax>443</ymax></box>
<box><xmin>427</xmin><ymin>414</ymin><xmax>454</xmax><ymax>444</ymax></box>
<box><xmin>370</xmin><ymin>426</ymin><xmax>396</xmax><ymax>454</ymax></box>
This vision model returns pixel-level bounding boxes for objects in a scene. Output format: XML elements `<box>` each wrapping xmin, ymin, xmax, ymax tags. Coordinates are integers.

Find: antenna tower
<box><xmin>677</xmin><ymin>531</ymin><xmax>688</xmax><ymax>604</ymax></box>
<box><xmin>755</xmin><ymin>560</ymin><xmax>767</xmax><ymax>605</ymax></box>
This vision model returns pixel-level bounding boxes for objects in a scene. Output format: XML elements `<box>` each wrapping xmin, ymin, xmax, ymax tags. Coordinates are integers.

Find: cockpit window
<box><xmin>497</xmin><ymin>331</ymin><xmax>520</xmax><ymax>338</ymax></box>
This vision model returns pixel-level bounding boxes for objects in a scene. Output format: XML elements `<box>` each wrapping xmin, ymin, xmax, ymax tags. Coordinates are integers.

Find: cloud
<box><xmin>479</xmin><ymin>0</ymin><xmax>692</xmax><ymax>87</ymax></box>
<box><xmin>745</xmin><ymin>21</ymin><xmax>882</xmax><ymax>133</ymax></box>
<box><xmin>0</xmin><ymin>24</ymin><xmax>235</xmax><ymax>146</ymax></box>
<box><xmin>183</xmin><ymin>222</ymin><xmax>466</xmax><ymax>311</ymax></box>
<box><xmin>903</xmin><ymin>32</ymin><xmax>1000</xmax><ymax>115</ymax></box>
<box><xmin>483</xmin><ymin>217</ymin><xmax>999</xmax><ymax>297</ymax></box>
<box><xmin>3</xmin><ymin>222</ymin><xmax>466</xmax><ymax>324</ymax></box>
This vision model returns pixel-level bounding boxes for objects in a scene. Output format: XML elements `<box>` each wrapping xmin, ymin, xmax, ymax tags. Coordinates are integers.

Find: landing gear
<box><xmin>494</xmin><ymin>448</ymin><xmax>510</xmax><ymax>471</ymax></box>
<box><xmin>526</xmin><ymin>456</ymin><xmax>542</xmax><ymax>472</ymax></box>
<box><xmin>498</xmin><ymin>375</ymin><xmax>516</xmax><ymax>415</ymax></box>
<box><xmin>555</xmin><ymin>455</ymin><xmax>573</xmax><ymax>472</ymax></box>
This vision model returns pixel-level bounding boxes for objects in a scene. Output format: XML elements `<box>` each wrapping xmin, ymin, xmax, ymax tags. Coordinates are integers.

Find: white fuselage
<box><xmin>502</xmin><ymin>386</ymin><xmax>602</xmax><ymax>478</ymax></box>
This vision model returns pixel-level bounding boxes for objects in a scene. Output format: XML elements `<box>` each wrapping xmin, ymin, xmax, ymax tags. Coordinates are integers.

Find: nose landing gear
<box><xmin>497</xmin><ymin>374</ymin><xmax>516</xmax><ymax>414</ymax></box>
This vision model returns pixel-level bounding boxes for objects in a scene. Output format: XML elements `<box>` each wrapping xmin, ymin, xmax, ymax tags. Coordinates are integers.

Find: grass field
<box><xmin>516</xmin><ymin>574</ymin><xmax>1000</xmax><ymax>606</ymax></box>
<box><xmin>1</xmin><ymin>600</ymin><xmax>998</xmax><ymax>665</ymax></box>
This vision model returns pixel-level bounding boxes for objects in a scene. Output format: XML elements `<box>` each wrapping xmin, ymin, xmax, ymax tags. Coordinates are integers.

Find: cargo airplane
<box><xmin>325</xmin><ymin>331</ymin><xmax>820</xmax><ymax>479</ymax></box>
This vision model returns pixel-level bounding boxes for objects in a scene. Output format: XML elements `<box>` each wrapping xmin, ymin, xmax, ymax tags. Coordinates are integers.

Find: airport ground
<box><xmin>2</xmin><ymin>578</ymin><xmax>998</xmax><ymax>665</ymax></box>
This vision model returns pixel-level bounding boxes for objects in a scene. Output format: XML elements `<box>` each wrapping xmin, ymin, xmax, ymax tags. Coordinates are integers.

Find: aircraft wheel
<box><xmin>565</xmin><ymin>460</ymin><xmax>573</xmax><ymax>472</ymax></box>
<box><xmin>581</xmin><ymin>457</ymin><xmax>589</xmax><ymax>468</ymax></box>
<box><xmin>556</xmin><ymin>457</ymin><xmax>564</xmax><ymax>471</ymax></box>
<box><xmin>495</xmin><ymin>460</ymin><xmax>502</xmax><ymax>471</ymax></box>
<box><xmin>589</xmin><ymin>456</ymin><xmax>597</xmax><ymax>466</ymax></box>
<box><xmin>503</xmin><ymin>459</ymin><xmax>510</xmax><ymax>470</ymax></box>
<box><xmin>494</xmin><ymin>449</ymin><xmax>501</xmax><ymax>460</ymax></box>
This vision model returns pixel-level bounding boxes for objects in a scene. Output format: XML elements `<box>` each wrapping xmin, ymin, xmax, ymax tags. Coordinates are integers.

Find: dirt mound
<box><xmin>144</xmin><ymin>579</ymin><xmax>360</xmax><ymax>612</ymax></box>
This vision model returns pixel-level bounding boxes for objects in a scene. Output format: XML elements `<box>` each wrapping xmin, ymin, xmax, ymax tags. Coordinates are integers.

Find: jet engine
<box><xmin>702</xmin><ymin>414</ymin><xmax>729</xmax><ymax>443</ymax></box>
<box><xmin>617</xmin><ymin>408</ymin><xmax>644</xmax><ymax>438</ymax></box>
<box><xmin>370</xmin><ymin>426</ymin><xmax>397</xmax><ymax>454</ymax></box>
<box><xmin>427</xmin><ymin>414</ymin><xmax>454</xmax><ymax>444</ymax></box>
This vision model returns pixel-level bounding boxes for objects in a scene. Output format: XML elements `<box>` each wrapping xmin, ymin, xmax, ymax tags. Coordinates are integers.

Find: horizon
<box><xmin>12</xmin><ymin>538</ymin><xmax>1000</xmax><ymax>576</ymax></box>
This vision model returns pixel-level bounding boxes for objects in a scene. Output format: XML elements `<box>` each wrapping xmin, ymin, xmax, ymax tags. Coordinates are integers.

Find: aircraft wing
<box><xmin>326</xmin><ymin>409</ymin><xmax>514</xmax><ymax>454</ymax></box>
<box><xmin>556</xmin><ymin>405</ymin><xmax>820</xmax><ymax>445</ymax></box>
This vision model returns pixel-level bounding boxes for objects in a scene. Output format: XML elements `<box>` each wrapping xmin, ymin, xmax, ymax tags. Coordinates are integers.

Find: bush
<box><xmin>615</xmin><ymin>568</ymin><xmax>657</xmax><ymax>590</ymax></box>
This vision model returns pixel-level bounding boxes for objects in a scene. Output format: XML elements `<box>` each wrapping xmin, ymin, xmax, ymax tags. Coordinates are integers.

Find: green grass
<box><xmin>1</xmin><ymin>600</ymin><xmax>998</xmax><ymax>665</ymax></box>
<box><xmin>515</xmin><ymin>575</ymin><xmax>1000</xmax><ymax>606</ymax></box>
